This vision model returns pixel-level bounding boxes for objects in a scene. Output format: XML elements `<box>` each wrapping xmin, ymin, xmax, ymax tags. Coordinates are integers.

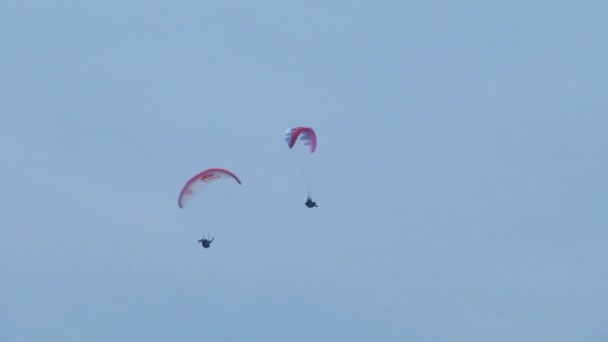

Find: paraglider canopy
<box><xmin>285</xmin><ymin>127</ymin><xmax>317</xmax><ymax>153</ymax></box>
<box><xmin>178</xmin><ymin>168</ymin><xmax>241</xmax><ymax>209</ymax></box>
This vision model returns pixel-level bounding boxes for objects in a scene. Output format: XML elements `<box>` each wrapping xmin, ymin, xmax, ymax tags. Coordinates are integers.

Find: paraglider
<box><xmin>305</xmin><ymin>197</ymin><xmax>318</xmax><ymax>208</ymax></box>
<box><xmin>285</xmin><ymin>126</ymin><xmax>319</xmax><ymax>207</ymax></box>
<box><xmin>198</xmin><ymin>235</ymin><xmax>215</xmax><ymax>248</ymax></box>
<box><xmin>177</xmin><ymin>167</ymin><xmax>241</xmax><ymax>249</ymax></box>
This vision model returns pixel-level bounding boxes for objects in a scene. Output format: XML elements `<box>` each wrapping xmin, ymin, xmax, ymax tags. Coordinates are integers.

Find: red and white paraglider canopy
<box><xmin>285</xmin><ymin>126</ymin><xmax>317</xmax><ymax>153</ymax></box>
<box><xmin>178</xmin><ymin>168</ymin><xmax>241</xmax><ymax>209</ymax></box>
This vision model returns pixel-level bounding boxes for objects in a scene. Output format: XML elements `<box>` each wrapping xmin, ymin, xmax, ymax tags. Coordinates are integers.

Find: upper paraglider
<box><xmin>285</xmin><ymin>127</ymin><xmax>317</xmax><ymax>153</ymax></box>
<box><xmin>178</xmin><ymin>168</ymin><xmax>241</xmax><ymax>209</ymax></box>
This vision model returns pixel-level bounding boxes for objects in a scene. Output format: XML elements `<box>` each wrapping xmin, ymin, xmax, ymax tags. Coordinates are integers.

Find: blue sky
<box><xmin>1</xmin><ymin>0</ymin><xmax>607</xmax><ymax>341</ymax></box>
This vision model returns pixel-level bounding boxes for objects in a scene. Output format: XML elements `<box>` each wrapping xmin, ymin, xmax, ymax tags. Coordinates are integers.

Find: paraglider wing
<box><xmin>178</xmin><ymin>168</ymin><xmax>241</xmax><ymax>209</ymax></box>
<box><xmin>286</xmin><ymin>127</ymin><xmax>317</xmax><ymax>153</ymax></box>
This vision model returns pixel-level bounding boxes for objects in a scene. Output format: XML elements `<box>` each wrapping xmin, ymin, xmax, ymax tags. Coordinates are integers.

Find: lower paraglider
<box><xmin>177</xmin><ymin>167</ymin><xmax>241</xmax><ymax>248</ymax></box>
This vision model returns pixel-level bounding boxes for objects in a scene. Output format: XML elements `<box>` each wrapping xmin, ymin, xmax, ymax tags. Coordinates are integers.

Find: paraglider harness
<box><xmin>198</xmin><ymin>235</ymin><xmax>215</xmax><ymax>248</ymax></box>
<box><xmin>305</xmin><ymin>197</ymin><xmax>318</xmax><ymax>208</ymax></box>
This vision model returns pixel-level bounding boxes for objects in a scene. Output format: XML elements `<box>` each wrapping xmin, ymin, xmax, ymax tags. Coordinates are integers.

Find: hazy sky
<box><xmin>1</xmin><ymin>1</ymin><xmax>607</xmax><ymax>341</ymax></box>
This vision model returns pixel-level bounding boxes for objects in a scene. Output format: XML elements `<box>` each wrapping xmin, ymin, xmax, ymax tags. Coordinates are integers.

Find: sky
<box><xmin>1</xmin><ymin>0</ymin><xmax>607</xmax><ymax>341</ymax></box>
